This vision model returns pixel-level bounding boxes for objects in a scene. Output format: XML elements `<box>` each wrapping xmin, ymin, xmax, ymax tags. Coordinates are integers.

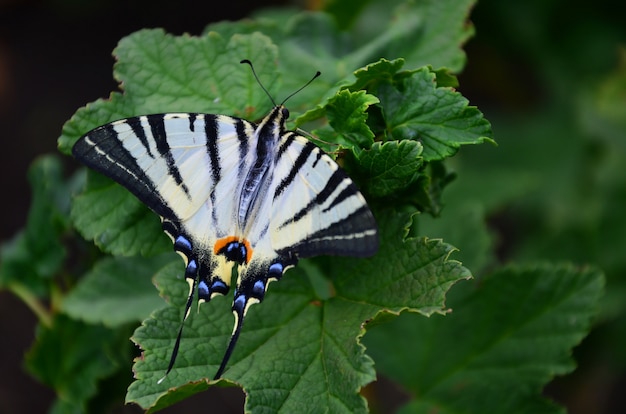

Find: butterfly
<box><xmin>72</xmin><ymin>60</ymin><xmax>378</xmax><ymax>381</ymax></box>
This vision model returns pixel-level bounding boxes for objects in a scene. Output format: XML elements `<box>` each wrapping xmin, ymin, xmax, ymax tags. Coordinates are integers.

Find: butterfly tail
<box><xmin>158</xmin><ymin>259</ymin><xmax>199</xmax><ymax>384</ymax></box>
<box><xmin>214</xmin><ymin>295</ymin><xmax>246</xmax><ymax>380</ymax></box>
<box><xmin>214</xmin><ymin>259</ymin><xmax>292</xmax><ymax>379</ymax></box>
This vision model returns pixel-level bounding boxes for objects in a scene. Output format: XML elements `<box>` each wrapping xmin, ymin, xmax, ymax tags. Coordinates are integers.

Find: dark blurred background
<box><xmin>0</xmin><ymin>1</ymin><xmax>284</xmax><ymax>412</ymax></box>
<box><xmin>1</xmin><ymin>0</ymin><xmax>625</xmax><ymax>413</ymax></box>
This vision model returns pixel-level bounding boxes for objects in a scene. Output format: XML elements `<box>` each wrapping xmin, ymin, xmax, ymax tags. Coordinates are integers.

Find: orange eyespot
<box><xmin>214</xmin><ymin>236</ymin><xmax>253</xmax><ymax>264</ymax></box>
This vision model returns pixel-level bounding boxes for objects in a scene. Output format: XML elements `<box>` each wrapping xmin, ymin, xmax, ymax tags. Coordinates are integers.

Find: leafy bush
<box><xmin>1</xmin><ymin>0</ymin><xmax>615</xmax><ymax>413</ymax></box>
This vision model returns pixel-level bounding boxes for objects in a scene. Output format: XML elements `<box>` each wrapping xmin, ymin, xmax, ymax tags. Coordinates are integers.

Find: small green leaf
<box><xmin>379</xmin><ymin>67</ymin><xmax>494</xmax><ymax>161</ymax></box>
<box><xmin>365</xmin><ymin>263</ymin><xmax>604</xmax><ymax>413</ymax></box>
<box><xmin>343</xmin><ymin>58</ymin><xmax>407</xmax><ymax>92</ymax></box>
<box><xmin>325</xmin><ymin>89</ymin><xmax>379</xmax><ymax>147</ymax></box>
<box><xmin>349</xmin><ymin>140</ymin><xmax>423</xmax><ymax>198</ymax></box>
<box><xmin>62</xmin><ymin>254</ymin><xmax>174</xmax><ymax>327</ymax></box>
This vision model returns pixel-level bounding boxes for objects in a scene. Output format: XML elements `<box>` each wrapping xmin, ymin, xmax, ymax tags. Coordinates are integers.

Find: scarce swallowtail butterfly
<box><xmin>72</xmin><ymin>60</ymin><xmax>378</xmax><ymax>381</ymax></box>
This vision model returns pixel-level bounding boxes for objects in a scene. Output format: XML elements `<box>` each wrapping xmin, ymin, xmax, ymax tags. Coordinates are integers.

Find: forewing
<box><xmin>73</xmin><ymin>113</ymin><xmax>256</xmax><ymax>235</ymax></box>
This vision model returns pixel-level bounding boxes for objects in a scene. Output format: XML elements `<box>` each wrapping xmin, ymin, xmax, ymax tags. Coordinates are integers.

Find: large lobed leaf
<box><xmin>364</xmin><ymin>263</ymin><xmax>605</xmax><ymax>413</ymax></box>
<box><xmin>126</xmin><ymin>211</ymin><xmax>471</xmax><ymax>412</ymax></box>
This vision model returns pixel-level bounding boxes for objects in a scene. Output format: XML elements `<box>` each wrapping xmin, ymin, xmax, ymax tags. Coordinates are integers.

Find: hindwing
<box><xmin>269</xmin><ymin>133</ymin><xmax>378</xmax><ymax>258</ymax></box>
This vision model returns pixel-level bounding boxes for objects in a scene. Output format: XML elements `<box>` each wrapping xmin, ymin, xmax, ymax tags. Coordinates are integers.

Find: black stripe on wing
<box><xmin>146</xmin><ymin>115</ymin><xmax>191</xmax><ymax>198</ymax></box>
<box><xmin>127</xmin><ymin>117</ymin><xmax>154</xmax><ymax>158</ymax></box>
<box><xmin>284</xmin><ymin>203</ymin><xmax>378</xmax><ymax>258</ymax></box>
<box><xmin>278</xmin><ymin>168</ymin><xmax>349</xmax><ymax>228</ymax></box>
<box><xmin>204</xmin><ymin>115</ymin><xmax>221</xmax><ymax>228</ymax></box>
<box><xmin>234</xmin><ymin>119</ymin><xmax>250</xmax><ymax>178</ymax></box>
<box><xmin>73</xmin><ymin>116</ymin><xmax>176</xmax><ymax>220</ymax></box>
<box><xmin>273</xmin><ymin>140</ymin><xmax>317</xmax><ymax>200</ymax></box>
<box><xmin>204</xmin><ymin>115</ymin><xmax>221</xmax><ymax>184</ymax></box>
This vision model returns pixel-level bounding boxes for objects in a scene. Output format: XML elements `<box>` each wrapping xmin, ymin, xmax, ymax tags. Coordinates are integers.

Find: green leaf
<box><xmin>62</xmin><ymin>254</ymin><xmax>174</xmax><ymax>327</ymax></box>
<box><xmin>325</xmin><ymin>89</ymin><xmax>379</xmax><ymax>147</ymax></box>
<box><xmin>416</xmin><ymin>198</ymin><xmax>494</xmax><ymax>273</ymax></box>
<box><xmin>343</xmin><ymin>58</ymin><xmax>408</xmax><ymax>91</ymax></box>
<box><xmin>25</xmin><ymin>315</ymin><xmax>125</xmax><ymax>412</ymax></box>
<box><xmin>334</xmin><ymin>0</ymin><xmax>476</xmax><ymax>72</ymax></box>
<box><xmin>348</xmin><ymin>140</ymin><xmax>423</xmax><ymax>198</ymax></box>
<box><xmin>364</xmin><ymin>263</ymin><xmax>604</xmax><ymax>413</ymax></box>
<box><xmin>378</xmin><ymin>66</ymin><xmax>494</xmax><ymax>161</ymax></box>
<box><xmin>126</xmin><ymin>210</ymin><xmax>471</xmax><ymax>411</ymax></box>
<box><xmin>58</xmin><ymin>29</ymin><xmax>280</xmax><ymax>155</ymax></box>
<box><xmin>70</xmin><ymin>171</ymin><xmax>170</xmax><ymax>257</ymax></box>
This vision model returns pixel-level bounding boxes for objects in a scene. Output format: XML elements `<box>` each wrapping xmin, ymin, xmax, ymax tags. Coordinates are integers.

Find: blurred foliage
<box><xmin>1</xmin><ymin>0</ymin><xmax>624</xmax><ymax>412</ymax></box>
<box><xmin>416</xmin><ymin>0</ymin><xmax>626</xmax><ymax>412</ymax></box>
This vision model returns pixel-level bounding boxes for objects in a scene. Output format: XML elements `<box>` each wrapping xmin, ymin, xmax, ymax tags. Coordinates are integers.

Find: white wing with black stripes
<box><xmin>72</xmin><ymin>104</ymin><xmax>378</xmax><ymax>381</ymax></box>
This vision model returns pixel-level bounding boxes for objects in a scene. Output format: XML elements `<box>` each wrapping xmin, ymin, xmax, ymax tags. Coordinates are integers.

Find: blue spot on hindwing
<box><xmin>268</xmin><ymin>262</ymin><xmax>284</xmax><ymax>279</ymax></box>
<box><xmin>210</xmin><ymin>279</ymin><xmax>229</xmax><ymax>295</ymax></box>
<box><xmin>233</xmin><ymin>294</ymin><xmax>247</xmax><ymax>314</ymax></box>
<box><xmin>198</xmin><ymin>280</ymin><xmax>209</xmax><ymax>300</ymax></box>
<box><xmin>185</xmin><ymin>259</ymin><xmax>198</xmax><ymax>276</ymax></box>
<box><xmin>175</xmin><ymin>235</ymin><xmax>193</xmax><ymax>255</ymax></box>
<box><xmin>252</xmin><ymin>279</ymin><xmax>266</xmax><ymax>298</ymax></box>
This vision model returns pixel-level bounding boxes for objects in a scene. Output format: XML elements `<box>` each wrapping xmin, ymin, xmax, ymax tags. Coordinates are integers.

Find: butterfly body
<box><xmin>73</xmin><ymin>101</ymin><xmax>377</xmax><ymax>380</ymax></box>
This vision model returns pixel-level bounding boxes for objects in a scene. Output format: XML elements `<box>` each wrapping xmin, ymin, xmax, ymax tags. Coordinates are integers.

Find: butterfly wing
<box><xmin>268</xmin><ymin>133</ymin><xmax>378</xmax><ymax>259</ymax></box>
<box><xmin>73</xmin><ymin>112</ymin><xmax>260</xmax><ymax>289</ymax></box>
<box><xmin>73</xmin><ymin>113</ymin><xmax>255</xmax><ymax>223</ymax></box>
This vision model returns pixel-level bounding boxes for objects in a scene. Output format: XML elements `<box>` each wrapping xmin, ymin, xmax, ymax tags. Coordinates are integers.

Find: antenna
<box><xmin>240</xmin><ymin>59</ymin><xmax>321</xmax><ymax>106</ymax></box>
<box><xmin>240</xmin><ymin>59</ymin><xmax>276</xmax><ymax>106</ymax></box>
<box><xmin>280</xmin><ymin>70</ymin><xmax>321</xmax><ymax>105</ymax></box>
